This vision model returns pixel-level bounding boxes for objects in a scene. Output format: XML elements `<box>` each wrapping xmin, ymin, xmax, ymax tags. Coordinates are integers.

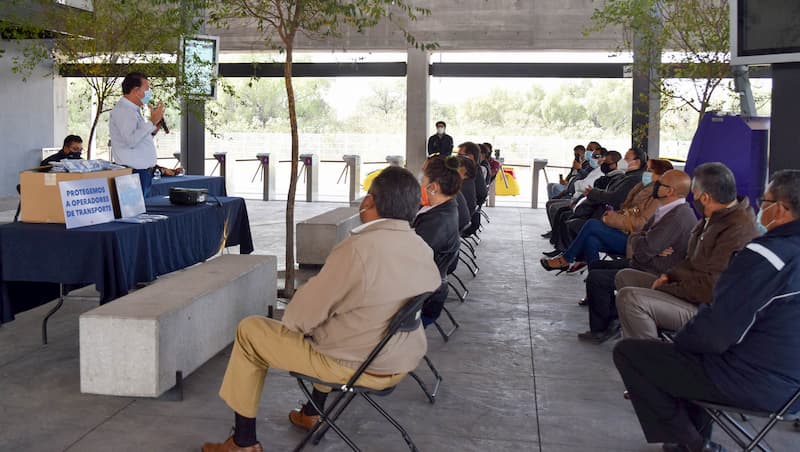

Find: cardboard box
<box><xmin>19</xmin><ymin>167</ymin><xmax>133</xmax><ymax>224</ymax></box>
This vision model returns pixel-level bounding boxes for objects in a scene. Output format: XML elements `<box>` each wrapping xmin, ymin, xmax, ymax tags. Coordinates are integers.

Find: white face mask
<box><xmin>618</xmin><ymin>159</ymin><xmax>629</xmax><ymax>171</ymax></box>
<box><xmin>437</xmin><ymin>127</ymin><xmax>445</xmax><ymax>135</ymax></box>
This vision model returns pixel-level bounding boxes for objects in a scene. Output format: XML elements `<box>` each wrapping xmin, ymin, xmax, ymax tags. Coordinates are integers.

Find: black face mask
<box><xmin>601</xmin><ymin>163</ymin><xmax>614</xmax><ymax>174</ymax></box>
<box><xmin>652</xmin><ymin>181</ymin><xmax>665</xmax><ymax>199</ymax></box>
<box><xmin>693</xmin><ymin>196</ymin><xmax>705</xmax><ymax>217</ymax></box>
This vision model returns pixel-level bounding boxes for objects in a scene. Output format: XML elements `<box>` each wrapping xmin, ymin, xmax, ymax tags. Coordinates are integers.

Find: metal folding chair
<box><xmin>691</xmin><ymin>387</ymin><xmax>800</xmax><ymax>452</ymax></box>
<box><xmin>290</xmin><ymin>292</ymin><xmax>432</xmax><ymax>452</ymax></box>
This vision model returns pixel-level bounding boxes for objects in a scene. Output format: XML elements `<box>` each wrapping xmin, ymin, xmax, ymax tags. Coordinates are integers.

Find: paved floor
<box><xmin>1</xmin><ymin>201</ymin><xmax>798</xmax><ymax>451</ymax></box>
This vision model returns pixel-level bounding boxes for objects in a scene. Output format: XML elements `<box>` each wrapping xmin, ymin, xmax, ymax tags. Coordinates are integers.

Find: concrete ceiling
<box><xmin>210</xmin><ymin>0</ymin><xmax>621</xmax><ymax>53</ymax></box>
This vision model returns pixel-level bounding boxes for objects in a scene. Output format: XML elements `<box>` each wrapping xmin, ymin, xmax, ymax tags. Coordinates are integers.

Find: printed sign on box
<box><xmin>115</xmin><ymin>174</ymin><xmax>146</xmax><ymax>218</ymax></box>
<box><xmin>58</xmin><ymin>178</ymin><xmax>115</xmax><ymax>229</ymax></box>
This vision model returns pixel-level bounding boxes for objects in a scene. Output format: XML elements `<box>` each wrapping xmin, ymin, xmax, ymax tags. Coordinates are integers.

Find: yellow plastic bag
<box><xmin>495</xmin><ymin>168</ymin><xmax>520</xmax><ymax>196</ymax></box>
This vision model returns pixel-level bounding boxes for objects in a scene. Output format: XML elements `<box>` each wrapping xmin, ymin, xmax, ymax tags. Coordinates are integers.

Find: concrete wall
<box><xmin>0</xmin><ymin>41</ymin><xmax>67</xmax><ymax>197</ymax></box>
<box><xmin>213</xmin><ymin>0</ymin><xmax>620</xmax><ymax>52</ymax></box>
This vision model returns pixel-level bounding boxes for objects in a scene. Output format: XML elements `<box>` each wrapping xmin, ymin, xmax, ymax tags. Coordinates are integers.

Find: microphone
<box><xmin>158</xmin><ymin>118</ymin><xmax>169</xmax><ymax>134</ymax></box>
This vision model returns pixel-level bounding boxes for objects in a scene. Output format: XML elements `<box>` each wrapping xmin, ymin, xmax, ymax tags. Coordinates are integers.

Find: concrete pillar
<box><xmin>180</xmin><ymin>99</ymin><xmax>206</xmax><ymax>175</ymax></box>
<box><xmin>769</xmin><ymin>63</ymin><xmax>800</xmax><ymax>174</ymax></box>
<box><xmin>405</xmin><ymin>49</ymin><xmax>430</xmax><ymax>177</ymax></box>
<box><xmin>0</xmin><ymin>40</ymin><xmax>66</xmax><ymax>196</ymax></box>
<box><xmin>631</xmin><ymin>25</ymin><xmax>661</xmax><ymax>158</ymax></box>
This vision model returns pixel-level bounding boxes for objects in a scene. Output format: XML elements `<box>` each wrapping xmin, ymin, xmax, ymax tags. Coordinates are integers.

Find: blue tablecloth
<box><xmin>0</xmin><ymin>196</ymin><xmax>253</xmax><ymax>324</ymax></box>
<box><xmin>150</xmin><ymin>175</ymin><xmax>226</xmax><ymax>197</ymax></box>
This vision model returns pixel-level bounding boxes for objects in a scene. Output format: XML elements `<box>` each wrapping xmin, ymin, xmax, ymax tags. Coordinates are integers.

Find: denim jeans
<box><xmin>133</xmin><ymin>168</ymin><xmax>153</xmax><ymax>198</ymax></box>
<box><xmin>562</xmin><ymin>218</ymin><xmax>628</xmax><ymax>264</ymax></box>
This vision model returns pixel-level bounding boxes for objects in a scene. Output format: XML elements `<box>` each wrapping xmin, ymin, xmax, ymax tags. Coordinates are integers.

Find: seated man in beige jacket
<box><xmin>202</xmin><ymin>167</ymin><xmax>442</xmax><ymax>452</ymax></box>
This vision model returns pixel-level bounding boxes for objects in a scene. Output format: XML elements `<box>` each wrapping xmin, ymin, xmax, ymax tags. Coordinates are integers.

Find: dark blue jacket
<box><xmin>675</xmin><ymin>219</ymin><xmax>800</xmax><ymax>413</ymax></box>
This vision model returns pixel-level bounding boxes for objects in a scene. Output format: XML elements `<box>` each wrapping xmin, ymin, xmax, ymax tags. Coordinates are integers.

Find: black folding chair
<box><xmin>290</xmin><ymin>292</ymin><xmax>432</xmax><ymax>452</ymax></box>
<box><xmin>691</xmin><ymin>388</ymin><xmax>800</xmax><ymax>452</ymax></box>
<box><xmin>13</xmin><ymin>184</ymin><xmax>21</xmax><ymax>222</ymax></box>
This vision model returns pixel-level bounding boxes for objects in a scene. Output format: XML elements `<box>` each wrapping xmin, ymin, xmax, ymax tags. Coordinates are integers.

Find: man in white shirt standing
<box><xmin>109</xmin><ymin>72</ymin><xmax>165</xmax><ymax>197</ymax></box>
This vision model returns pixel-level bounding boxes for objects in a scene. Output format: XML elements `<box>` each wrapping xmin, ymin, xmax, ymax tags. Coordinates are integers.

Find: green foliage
<box><xmin>208</xmin><ymin>0</ymin><xmax>435</xmax><ymax>294</ymax></box>
<box><xmin>2</xmin><ymin>0</ymin><xmax>207</xmax><ymax>158</ymax></box>
<box><xmin>589</xmin><ymin>0</ymin><xmax>732</xmax><ymax>126</ymax></box>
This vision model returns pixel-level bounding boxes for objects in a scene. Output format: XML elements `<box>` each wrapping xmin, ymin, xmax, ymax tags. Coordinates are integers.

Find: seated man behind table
<box><xmin>578</xmin><ymin>170</ymin><xmax>696</xmax><ymax>344</ymax></box>
<box><xmin>614</xmin><ymin>169</ymin><xmax>800</xmax><ymax>452</ymax></box>
<box><xmin>615</xmin><ymin>162</ymin><xmax>759</xmax><ymax>339</ymax></box>
<box><xmin>414</xmin><ymin>155</ymin><xmax>463</xmax><ymax>326</ymax></box>
<box><xmin>41</xmin><ymin>135</ymin><xmax>84</xmax><ymax>166</ymax></box>
<box><xmin>202</xmin><ymin>166</ymin><xmax>441</xmax><ymax>452</ymax></box>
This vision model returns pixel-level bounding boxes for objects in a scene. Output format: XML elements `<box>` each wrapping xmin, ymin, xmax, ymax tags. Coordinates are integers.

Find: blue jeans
<box><xmin>562</xmin><ymin>219</ymin><xmax>628</xmax><ymax>264</ymax></box>
<box><xmin>133</xmin><ymin>168</ymin><xmax>153</xmax><ymax>198</ymax></box>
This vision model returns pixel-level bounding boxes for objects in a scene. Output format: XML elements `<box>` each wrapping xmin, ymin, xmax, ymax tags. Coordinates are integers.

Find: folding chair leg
<box><xmin>703</xmin><ymin>407</ymin><xmax>768</xmax><ymax>452</ymax></box>
<box><xmin>432</xmin><ymin>305</ymin><xmax>459</xmax><ymax>341</ymax></box>
<box><xmin>448</xmin><ymin>274</ymin><xmax>468</xmax><ymax>302</ymax></box>
<box><xmin>461</xmin><ymin>252</ymin><xmax>480</xmax><ymax>275</ymax></box>
<box><xmin>458</xmin><ymin>255</ymin><xmax>478</xmax><ymax>277</ymax></box>
<box><xmin>361</xmin><ymin>393</ymin><xmax>419</xmax><ymax>452</ymax></box>
<box><xmin>293</xmin><ymin>380</ymin><xmax>359</xmax><ymax>452</ymax></box>
<box><xmin>409</xmin><ymin>356</ymin><xmax>443</xmax><ymax>404</ymax></box>
<box><xmin>460</xmin><ymin>239</ymin><xmax>476</xmax><ymax>257</ymax></box>
<box><xmin>480</xmin><ymin>210</ymin><xmax>490</xmax><ymax>223</ymax></box>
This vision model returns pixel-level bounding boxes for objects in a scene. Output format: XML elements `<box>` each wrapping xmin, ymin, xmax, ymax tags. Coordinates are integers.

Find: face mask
<box><xmin>584</xmin><ymin>150</ymin><xmax>593</xmax><ymax>161</ymax></box>
<box><xmin>755</xmin><ymin>202</ymin><xmax>777</xmax><ymax>235</ymax></box>
<box><xmin>141</xmin><ymin>89</ymin><xmax>153</xmax><ymax>105</ymax></box>
<box><xmin>651</xmin><ymin>180</ymin><xmax>666</xmax><ymax>199</ymax></box>
<box><xmin>589</xmin><ymin>158</ymin><xmax>599</xmax><ymax>169</ymax></box>
<box><xmin>642</xmin><ymin>172</ymin><xmax>653</xmax><ymax>186</ymax></box>
<box><xmin>693</xmin><ymin>195</ymin><xmax>705</xmax><ymax>218</ymax></box>
<box><xmin>601</xmin><ymin>162</ymin><xmax>614</xmax><ymax>174</ymax></box>
<box><xmin>618</xmin><ymin>159</ymin><xmax>629</xmax><ymax>171</ymax></box>
<box><xmin>436</xmin><ymin>127</ymin><xmax>445</xmax><ymax>135</ymax></box>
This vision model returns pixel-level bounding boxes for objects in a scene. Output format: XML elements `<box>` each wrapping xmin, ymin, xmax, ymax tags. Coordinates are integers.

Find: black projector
<box><xmin>169</xmin><ymin>187</ymin><xmax>208</xmax><ymax>205</ymax></box>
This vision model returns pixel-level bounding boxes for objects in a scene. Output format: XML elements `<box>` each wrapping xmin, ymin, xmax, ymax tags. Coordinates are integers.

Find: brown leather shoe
<box><xmin>289</xmin><ymin>408</ymin><xmax>320</xmax><ymax>431</ymax></box>
<box><xmin>201</xmin><ymin>436</ymin><xmax>263</xmax><ymax>452</ymax></box>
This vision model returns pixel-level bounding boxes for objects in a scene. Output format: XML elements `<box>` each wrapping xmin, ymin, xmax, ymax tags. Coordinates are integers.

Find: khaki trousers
<box><xmin>614</xmin><ymin>269</ymin><xmax>698</xmax><ymax>340</ymax></box>
<box><xmin>219</xmin><ymin>316</ymin><xmax>405</xmax><ymax>418</ymax></box>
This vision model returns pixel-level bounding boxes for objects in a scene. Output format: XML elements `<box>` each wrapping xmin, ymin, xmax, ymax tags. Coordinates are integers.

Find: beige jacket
<box><xmin>282</xmin><ymin>219</ymin><xmax>441</xmax><ymax>374</ymax></box>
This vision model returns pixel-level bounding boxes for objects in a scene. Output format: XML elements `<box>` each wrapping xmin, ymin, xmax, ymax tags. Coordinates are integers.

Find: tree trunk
<box><xmin>87</xmin><ymin>94</ymin><xmax>104</xmax><ymax>161</ymax></box>
<box><xmin>283</xmin><ymin>45</ymin><xmax>299</xmax><ymax>296</ymax></box>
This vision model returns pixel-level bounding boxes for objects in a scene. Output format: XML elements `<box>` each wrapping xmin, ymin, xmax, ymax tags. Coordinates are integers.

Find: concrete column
<box><xmin>631</xmin><ymin>27</ymin><xmax>661</xmax><ymax>158</ymax></box>
<box><xmin>769</xmin><ymin>63</ymin><xmax>800</xmax><ymax>174</ymax></box>
<box><xmin>405</xmin><ymin>49</ymin><xmax>430</xmax><ymax>176</ymax></box>
<box><xmin>531</xmin><ymin>159</ymin><xmax>548</xmax><ymax>209</ymax></box>
<box><xmin>0</xmin><ymin>40</ymin><xmax>66</xmax><ymax>196</ymax></box>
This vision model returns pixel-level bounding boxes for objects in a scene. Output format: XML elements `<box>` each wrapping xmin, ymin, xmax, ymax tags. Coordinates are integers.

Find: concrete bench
<box><xmin>297</xmin><ymin>207</ymin><xmax>361</xmax><ymax>266</ymax></box>
<box><xmin>79</xmin><ymin>254</ymin><xmax>277</xmax><ymax>398</ymax></box>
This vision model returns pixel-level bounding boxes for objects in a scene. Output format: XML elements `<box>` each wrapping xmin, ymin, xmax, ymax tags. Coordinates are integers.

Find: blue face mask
<box><xmin>755</xmin><ymin>202</ymin><xmax>776</xmax><ymax>235</ymax></box>
<box><xmin>641</xmin><ymin>172</ymin><xmax>653</xmax><ymax>186</ymax></box>
<box><xmin>584</xmin><ymin>150</ymin><xmax>593</xmax><ymax>161</ymax></box>
<box><xmin>589</xmin><ymin>158</ymin><xmax>599</xmax><ymax>169</ymax></box>
<box><xmin>141</xmin><ymin>89</ymin><xmax>153</xmax><ymax>105</ymax></box>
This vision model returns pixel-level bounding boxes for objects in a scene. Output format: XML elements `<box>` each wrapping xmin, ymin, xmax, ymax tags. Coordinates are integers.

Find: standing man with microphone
<box><xmin>110</xmin><ymin>72</ymin><xmax>165</xmax><ymax>197</ymax></box>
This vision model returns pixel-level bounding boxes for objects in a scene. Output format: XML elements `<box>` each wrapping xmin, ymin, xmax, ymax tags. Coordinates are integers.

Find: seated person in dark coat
<box><xmin>41</xmin><ymin>135</ymin><xmax>84</xmax><ymax>166</ymax></box>
<box><xmin>614</xmin><ymin>170</ymin><xmax>800</xmax><ymax>452</ymax></box>
<box><xmin>413</xmin><ymin>155</ymin><xmax>463</xmax><ymax>326</ymax></box>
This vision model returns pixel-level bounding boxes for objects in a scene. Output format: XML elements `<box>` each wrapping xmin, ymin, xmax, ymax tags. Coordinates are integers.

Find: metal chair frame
<box><xmin>290</xmin><ymin>292</ymin><xmax>432</xmax><ymax>452</ymax></box>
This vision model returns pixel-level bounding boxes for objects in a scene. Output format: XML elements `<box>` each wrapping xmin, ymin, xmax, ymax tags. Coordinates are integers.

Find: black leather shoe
<box><xmin>662</xmin><ymin>440</ymin><xmax>726</xmax><ymax>452</ymax></box>
<box><xmin>542</xmin><ymin>249</ymin><xmax>561</xmax><ymax>258</ymax></box>
<box><xmin>577</xmin><ymin>323</ymin><xmax>620</xmax><ymax>344</ymax></box>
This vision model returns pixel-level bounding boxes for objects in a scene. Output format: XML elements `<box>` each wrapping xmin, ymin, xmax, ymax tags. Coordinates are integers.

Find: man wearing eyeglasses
<box><xmin>614</xmin><ymin>169</ymin><xmax>800</xmax><ymax>452</ymax></box>
<box><xmin>40</xmin><ymin>135</ymin><xmax>84</xmax><ymax>166</ymax></box>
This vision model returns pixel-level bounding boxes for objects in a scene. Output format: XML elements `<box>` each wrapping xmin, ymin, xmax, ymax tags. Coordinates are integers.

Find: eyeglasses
<box><xmin>758</xmin><ymin>197</ymin><xmax>778</xmax><ymax>207</ymax></box>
